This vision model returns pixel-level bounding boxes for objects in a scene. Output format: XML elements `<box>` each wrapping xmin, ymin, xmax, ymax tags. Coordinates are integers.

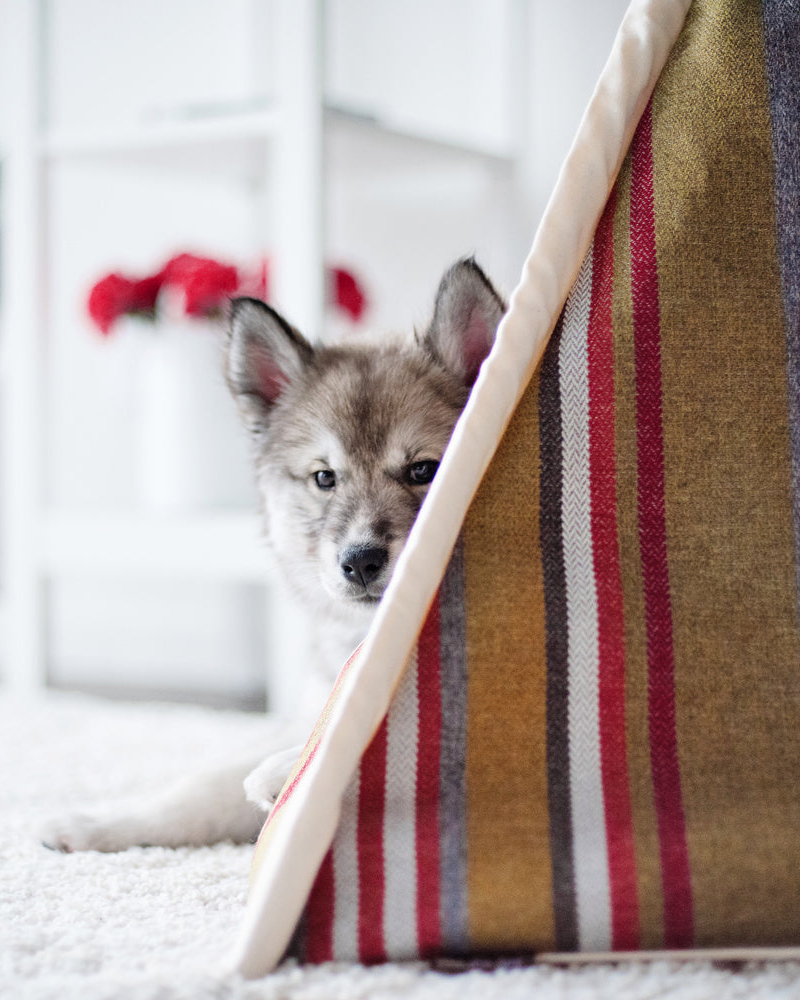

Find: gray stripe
<box><xmin>438</xmin><ymin>536</ymin><xmax>469</xmax><ymax>953</ymax></box>
<box><xmin>762</xmin><ymin>0</ymin><xmax>800</xmax><ymax>607</ymax></box>
<box><xmin>539</xmin><ymin>316</ymin><xmax>579</xmax><ymax>950</ymax></box>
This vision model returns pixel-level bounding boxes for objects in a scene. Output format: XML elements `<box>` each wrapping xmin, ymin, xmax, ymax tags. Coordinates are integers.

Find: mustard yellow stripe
<box><xmin>653</xmin><ymin>0</ymin><xmax>800</xmax><ymax>946</ymax></box>
<box><xmin>463</xmin><ymin>380</ymin><xmax>554</xmax><ymax>952</ymax></box>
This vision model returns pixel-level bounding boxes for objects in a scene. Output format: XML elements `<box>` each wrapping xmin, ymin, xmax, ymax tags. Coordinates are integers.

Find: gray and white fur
<box><xmin>40</xmin><ymin>258</ymin><xmax>504</xmax><ymax>852</ymax></box>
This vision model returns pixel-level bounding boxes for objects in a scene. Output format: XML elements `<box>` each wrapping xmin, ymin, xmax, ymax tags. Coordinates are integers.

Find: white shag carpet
<box><xmin>4</xmin><ymin>691</ymin><xmax>800</xmax><ymax>1000</ymax></box>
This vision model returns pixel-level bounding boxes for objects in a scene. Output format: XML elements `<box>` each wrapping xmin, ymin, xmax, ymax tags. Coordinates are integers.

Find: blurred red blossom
<box><xmin>331</xmin><ymin>266</ymin><xmax>367</xmax><ymax>322</ymax></box>
<box><xmin>232</xmin><ymin>258</ymin><xmax>270</xmax><ymax>302</ymax></box>
<box><xmin>88</xmin><ymin>272</ymin><xmax>163</xmax><ymax>335</ymax></box>
<box><xmin>160</xmin><ymin>253</ymin><xmax>240</xmax><ymax>318</ymax></box>
<box><xmin>87</xmin><ymin>252</ymin><xmax>368</xmax><ymax>336</ymax></box>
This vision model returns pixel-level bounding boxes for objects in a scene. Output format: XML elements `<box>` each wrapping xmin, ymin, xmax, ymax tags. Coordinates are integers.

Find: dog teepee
<box><xmin>231</xmin><ymin>0</ymin><xmax>800</xmax><ymax>976</ymax></box>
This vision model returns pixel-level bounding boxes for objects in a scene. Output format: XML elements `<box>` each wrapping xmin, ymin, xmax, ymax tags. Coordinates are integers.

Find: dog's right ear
<box><xmin>226</xmin><ymin>297</ymin><xmax>314</xmax><ymax>426</ymax></box>
<box><xmin>422</xmin><ymin>258</ymin><xmax>505</xmax><ymax>387</ymax></box>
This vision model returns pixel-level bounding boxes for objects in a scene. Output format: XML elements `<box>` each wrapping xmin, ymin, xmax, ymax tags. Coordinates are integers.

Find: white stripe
<box><xmin>331</xmin><ymin>765</ymin><xmax>360</xmax><ymax>960</ymax></box>
<box><xmin>558</xmin><ymin>247</ymin><xmax>612</xmax><ymax>951</ymax></box>
<box><xmin>382</xmin><ymin>648</ymin><xmax>420</xmax><ymax>959</ymax></box>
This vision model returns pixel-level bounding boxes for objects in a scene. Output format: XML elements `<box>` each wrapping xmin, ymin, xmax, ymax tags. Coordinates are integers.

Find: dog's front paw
<box><xmin>40</xmin><ymin>813</ymin><xmax>116</xmax><ymax>853</ymax></box>
<box><xmin>244</xmin><ymin>746</ymin><xmax>302</xmax><ymax>811</ymax></box>
<box><xmin>39</xmin><ymin>811</ymin><xmax>149</xmax><ymax>853</ymax></box>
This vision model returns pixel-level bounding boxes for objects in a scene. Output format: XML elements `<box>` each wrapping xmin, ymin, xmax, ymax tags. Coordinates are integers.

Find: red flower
<box><xmin>87</xmin><ymin>272</ymin><xmax>162</xmax><ymax>335</ymax></box>
<box><xmin>234</xmin><ymin>258</ymin><xmax>270</xmax><ymax>301</ymax></box>
<box><xmin>331</xmin><ymin>267</ymin><xmax>367</xmax><ymax>322</ymax></box>
<box><xmin>87</xmin><ymin>253</ymin><xmax>367</xmax><ymax>336</ymax></box>
<box><xmin>128</xmin><ymin>273</ymin><xmax>164</xmax><ymax>315</ymax></box>
<box><xmin>161</xmin><ymin>252</ymin><xmax>239</xmax><ymax>318</ymax></box>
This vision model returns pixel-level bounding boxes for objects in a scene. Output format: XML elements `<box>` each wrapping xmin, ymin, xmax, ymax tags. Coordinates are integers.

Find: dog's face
<box><xmin>226</xmin><ymin>259</ymin><xmax>504</xmax><ymax>628</ymax></box>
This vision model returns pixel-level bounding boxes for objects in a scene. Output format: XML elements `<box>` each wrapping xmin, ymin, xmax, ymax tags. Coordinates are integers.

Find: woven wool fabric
<box><xmin>239</xmin><ymin>0</ymin><xmax>800</xmax><ymax>971</ymax></box>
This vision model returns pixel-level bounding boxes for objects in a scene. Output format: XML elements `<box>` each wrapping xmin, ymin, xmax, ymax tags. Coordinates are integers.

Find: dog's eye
<box><xmin>314</xmin><ymin>469</ymin><xmax>336</xmax><ymax>490</ymax></box>
<box><xmin>405</xmin><ymin>460</ymin><xmax>439</xmax><ymax>486</ymax></box>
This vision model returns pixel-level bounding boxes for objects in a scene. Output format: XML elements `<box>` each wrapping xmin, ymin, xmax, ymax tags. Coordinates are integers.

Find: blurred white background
<box><xmin>0</xmin><ymin>0</ymin><xmax>627</xmax><ymax>711</ymax></box>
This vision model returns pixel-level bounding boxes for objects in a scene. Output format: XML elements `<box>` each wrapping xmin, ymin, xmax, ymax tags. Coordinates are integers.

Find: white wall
<box><xmin>0</xmin><ymin>0</ymin><xmax>631</xmax><ymax>705</ymax></box>
<box><xmin>527</xmin><ymin>0</ymin><xmax>629</xmax><ymax>223</ymax></box>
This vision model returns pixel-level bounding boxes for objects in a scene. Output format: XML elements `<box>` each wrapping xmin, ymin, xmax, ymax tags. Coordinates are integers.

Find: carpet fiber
<box><xmin>3</xmin><ymin>691</ymin><xmax>800</xmax><ymax>999</ymax></box>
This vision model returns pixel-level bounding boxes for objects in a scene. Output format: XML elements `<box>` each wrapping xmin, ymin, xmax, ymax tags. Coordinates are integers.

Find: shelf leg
<box><xmin>0</xmin><ymin>0</ymin><xmax>48</xmax><ymax>693</ymax></box>
<box><xmin>272</xmin><ymin>0</ymin><xmax>325</xmax><ymax>339</ymax></box>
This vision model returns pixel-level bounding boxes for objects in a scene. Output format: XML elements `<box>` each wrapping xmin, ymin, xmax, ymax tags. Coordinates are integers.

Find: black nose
<box><xmin>339</xmin><ymin>545</ymin><xmax>388</xmax><ymax>589</ymax></box>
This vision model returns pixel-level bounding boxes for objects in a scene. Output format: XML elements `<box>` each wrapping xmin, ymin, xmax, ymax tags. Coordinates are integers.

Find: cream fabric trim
<box><xmin>230</xmin><ymin>0</ymin><xmax>693</xmax><ymax>979</ymax></box>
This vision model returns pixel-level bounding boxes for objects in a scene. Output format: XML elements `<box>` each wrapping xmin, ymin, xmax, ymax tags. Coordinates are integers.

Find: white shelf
<box><xmin>36</xmin><ymin>103</ymin><xmax>515</xmax><ymax>178</ymax></box>
<box><xmin>1</xmin><ymin>0</ymin><xmax>524</xmax><ymax>700</ymax></box>
<box><xmin>41</xmin><ymin>510</ymin><xmax>271</xmax><ymax>583</ymax></box>
<box><xmin>326</xmin><ymin>103</ymin><xmax>517</xmax><ymax>167</ymax></box>
<box><xmin>38</xmin><ymin>107</ymin><xmax>284</xmax><ymax>183</ymax></box>
<box><xmin>41</xmin><ymin>107</ymin><xmax>282</xmax><ymax>157</ymax></box>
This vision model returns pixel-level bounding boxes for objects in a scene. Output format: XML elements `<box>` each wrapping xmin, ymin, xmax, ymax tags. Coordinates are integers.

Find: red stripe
<box><xmin>304</xmin><ymin>848</ymin><xmax>335</xmax><ymax>962</ymax></box>
<box><xmin>629</xmin><ymin>100</ymin><xmax>694</xmax><ymax>948</ymax></box>
<box><xmin>415</xmin><ymin>598</ymin><xmax>443</xmax><ymax>957</ymax></box>
<box><xmin>357</xmin><ymin>717</ymin><xmax>388</xmax><ymax>962</ymax></box>
<box><xmin>587</xmin><ymin>188</ymin><xmax>641</xmax><ymax>949</ymax></box>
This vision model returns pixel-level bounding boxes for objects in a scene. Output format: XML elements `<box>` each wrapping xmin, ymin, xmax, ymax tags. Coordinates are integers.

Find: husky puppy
<box><xmin>41</xmin><ymin>258</ymin><xmax>504</xmax><ymax>852</ymax></box>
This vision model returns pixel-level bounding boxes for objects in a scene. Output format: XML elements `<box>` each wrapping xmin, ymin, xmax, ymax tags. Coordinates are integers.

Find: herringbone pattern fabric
<box><xmin>246</xmin><ymin>0</ymin><xmax>800</xmax><ymax>966</ymax></box>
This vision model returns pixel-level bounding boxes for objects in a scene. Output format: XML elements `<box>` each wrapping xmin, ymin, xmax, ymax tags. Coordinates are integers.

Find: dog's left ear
<box><xmin>422</xmin><ymin>258</ymin><xmax>505</xmax><ymax>386</ymax></box>
<box><xmin>226</xmin><ymin>297</ymin><xmax>314</xmax><ymax>428</ymax></box>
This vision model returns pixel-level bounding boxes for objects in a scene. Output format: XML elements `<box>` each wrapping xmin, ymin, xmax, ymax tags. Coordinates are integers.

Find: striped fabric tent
<box><xmin>232</xmin><ymin>0</ymin><xmax>800</xmax><ymax>976</ymax></box>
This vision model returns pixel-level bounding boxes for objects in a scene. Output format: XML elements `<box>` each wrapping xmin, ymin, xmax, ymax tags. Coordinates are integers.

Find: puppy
<box><xmin>41</xmin><ymin>258</ymin><xmax>504</xmax><ymax>852</ymax></box>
